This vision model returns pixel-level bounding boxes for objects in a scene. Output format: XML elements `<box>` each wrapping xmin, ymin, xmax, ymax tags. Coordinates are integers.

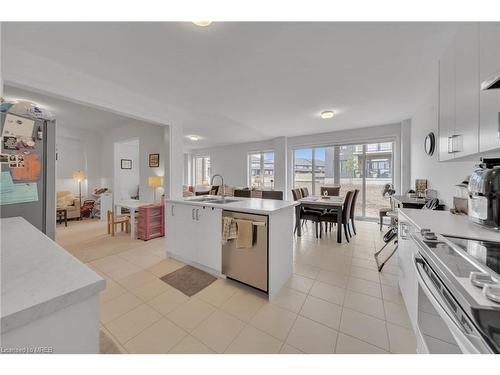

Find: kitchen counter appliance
<box><xmin>222</xmin><ymin>210</ymin><xmax>268</xmax><ymax>293</ymax></box>
<box><xmin>411</xmin><ymin>230</ymin><xmax>500</xmax><ymax>353</ymax></box>
<box><xmin>468</xmin><ymin>158</ymin><xmax>500</xmax><ymax>230</ymax></box>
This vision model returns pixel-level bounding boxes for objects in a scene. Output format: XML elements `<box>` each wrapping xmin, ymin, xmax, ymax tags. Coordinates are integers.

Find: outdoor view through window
<box><xmin>293</xmin><ymin>142</ymin><xmax>393</xmax><ymax>218</ymax></box>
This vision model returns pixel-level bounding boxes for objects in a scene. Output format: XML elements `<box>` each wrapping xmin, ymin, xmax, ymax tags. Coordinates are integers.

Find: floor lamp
<box><xmin>148</xmin><ymin>176</ymin><xmax>163</xmax><ymax>202</ymax></box>
<box><xmin>72</xmin><ymin>170</ymin><xmax>85</xmax><ymax>218</ymax></box>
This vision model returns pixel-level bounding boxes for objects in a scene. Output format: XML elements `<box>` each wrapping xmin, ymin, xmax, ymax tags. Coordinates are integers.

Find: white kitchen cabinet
<box><xmin>166</xmin><ymin>202</ymin><xmax>222</xmax><ymax>273</ymax></box>
<box><xmin>194</xmin><ymin>206</ymin><xmax>222</xmax><ymax>272</ymax></box>
<box><xmin>454</xmin><ymin>23</ymin><xmax>480</xmax><ymax>157</ymax></box>
<box><xmin>166</xmin><ymin>203</ymin><xmax>194</xmax><ymax>260</ymax></box>
<box><xmin>479</xmin><ymin>22</ymin><xmax>500</xmax><ymax>152</ymax></box>
<box><xmin>398</xmin><ymin>220</ymin><xmax>418</xmax><ymax>331</ymax></box>
<box><xmin>438</xmin><ymin>40</ymin><xmax>456</xmax><ymax>161</ymax></box>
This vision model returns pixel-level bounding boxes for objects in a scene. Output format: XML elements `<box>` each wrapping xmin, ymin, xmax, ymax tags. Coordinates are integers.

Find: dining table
<box><xmin>114</xmin><ymin>199</ymin><xmax>152</xmax><ymax>240</ymax></box>
<box><xmin>295</xmin><ymin>195</ymin><xmax>346</xmax><ymax>243</ymax></box>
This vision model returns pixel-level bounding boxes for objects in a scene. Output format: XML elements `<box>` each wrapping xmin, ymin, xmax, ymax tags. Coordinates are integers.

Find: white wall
<box><xmin>115</xmin><ymin>141</ymin><xmax>140</xmax><ymax>200</ymax></box>
<box><xmin>410</xmin><ymin>80</ymin><xmax>500</xmax><ymax>208</ymax></box>
<box><xmin>56</xmin><ymin>127</ymin><xmax>102</xmax><ymax>197</ymax></box>
<box><xmin>101</xmin><ymin>122</ymin><xmax>165</xmax><ymax>203</ymax></box>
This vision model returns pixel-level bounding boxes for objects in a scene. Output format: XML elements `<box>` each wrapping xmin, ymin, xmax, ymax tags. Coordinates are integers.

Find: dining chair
<box><xmin>320</xmin><ymin>186</ymin><xmax>340</xmax><ymax>196</ymax></box>
<box><xmin>300</xmin><ymin>187</ymin><xmax>309</xmax><ymax>197</ymax></box>
<box><xmin>234</xmin><ymin>189</ymin><xmax>252</xmax><ymax>198</ymax></box>
<box><xmin>320</xmin><ymin>190</ymin><xmax>354</xmax><ymax>242</ymax></box>
<box><xmin>349</xmin><ymin>189</ymin><xmax>360</xmax><ymax>236</ymax></box>
<box><xmin>261</xmin><ymin>190</ymin><xmax>283</xmax><ymax>200</ymax></box>
<box><xmin>292</xmin><ymin>188</ymin><xmax>323</xmax><ymax>238</ymax></box>
<box><xmin>107</xmin><ymin>210</ymin><xmax>130</xmax><ymax>236</ymax></box>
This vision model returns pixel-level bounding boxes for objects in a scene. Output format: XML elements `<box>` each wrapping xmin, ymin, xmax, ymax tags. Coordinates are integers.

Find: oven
<box><xmin>409</xmin><ymin>232</ymin><xmax>497</xmax><ymax>354</ymax></box>
<box><xmin>413</xmin><ymin>253</ymin><xmax>486</xmax><ymax>353</ymax></box>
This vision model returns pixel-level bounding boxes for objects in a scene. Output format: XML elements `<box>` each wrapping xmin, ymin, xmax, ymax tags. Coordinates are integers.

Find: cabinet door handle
<box><xmin>192</xmin><ymin>208</ymin><xmax>195</xmax><ymax>220</ymax></box>
<box><xmin>171</xmin><ymin>205</ymin><xmax>174</xmax><ymax>216</ymax></box>
<box><xmin>196</xmin><ymin>209</ymin><xmax>199</xmax><ymax>221</ymax></box>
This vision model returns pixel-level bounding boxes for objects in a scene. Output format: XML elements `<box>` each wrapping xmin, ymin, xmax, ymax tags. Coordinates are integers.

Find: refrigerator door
<box><xmin>1</xmin><ymin>113</ymin><xmax>55</xmax><ymax>237</ymax></box>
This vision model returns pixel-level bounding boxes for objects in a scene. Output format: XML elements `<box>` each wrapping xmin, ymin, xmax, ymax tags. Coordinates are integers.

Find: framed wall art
<box><xmin>121</xmin><ymin>159</ymin><xmax>132</xmax><ymax>169</ymax></box>
<box><xmin>149</xmin><ymin>153</ymin><xmax>159</xmax><ymax>168</ymax></box>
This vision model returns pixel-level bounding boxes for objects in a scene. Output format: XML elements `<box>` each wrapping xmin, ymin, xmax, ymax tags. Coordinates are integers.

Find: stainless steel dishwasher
<box><xmin>222</xmin><ymin>210</ymin><xmax>268</xmax><ymax>293</ymax></box>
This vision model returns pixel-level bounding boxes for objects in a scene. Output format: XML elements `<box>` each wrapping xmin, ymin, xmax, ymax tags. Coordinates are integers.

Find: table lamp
<box><xmin>72</xmin><ymin>170</ymin><xmax>86</xmax><ymax>212</ymax></box>
<box><xmin>148</xmin><ymin>176</ymin><xmax>163</xmax><ymax>202</ymax></box>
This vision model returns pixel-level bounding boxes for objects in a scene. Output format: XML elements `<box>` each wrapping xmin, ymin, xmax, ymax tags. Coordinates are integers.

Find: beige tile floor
<box><xmin>56</xmin><ymin>218</ymin><xmax>416</xmax><ymax>354</ymax></box>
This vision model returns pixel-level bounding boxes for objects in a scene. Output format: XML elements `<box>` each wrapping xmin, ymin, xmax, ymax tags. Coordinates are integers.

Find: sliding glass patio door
<box><xmin>293</xmin><ymin>141</ymin><xmax>393</xmax><ymax>219</ymax></box>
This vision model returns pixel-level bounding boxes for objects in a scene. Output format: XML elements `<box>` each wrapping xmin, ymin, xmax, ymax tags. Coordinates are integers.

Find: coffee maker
<box><xmin>468</xmin><ymin>158</ymin><xmax>500</xmax><ymax>229</ymax></box>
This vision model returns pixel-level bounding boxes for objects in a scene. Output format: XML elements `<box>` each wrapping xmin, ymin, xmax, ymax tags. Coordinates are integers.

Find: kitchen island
<box><xmin>1</xmin><ymin>217</ymin><xmax>105</xmax><ymax>353</ymax></box>
<box><xmin>165</xmin><ymin>196</ymin><xmax>298</xmax><ymax>299</ymax></box>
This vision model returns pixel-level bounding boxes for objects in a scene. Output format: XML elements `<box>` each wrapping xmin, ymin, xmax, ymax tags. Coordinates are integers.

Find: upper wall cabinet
<box><xmin>438</xmin><ymin>24</ymin><xmax>480</xmax><ymax>161</ymax></box>
<box><xmin>438</xmin><ymin>40</ymin><xmax>456</xmax><ymax>161</ymax></box>
<box><xmin>438</xmin><ymin>23</ymin><xmax>500</xmax><ymax>161</ymax></box>
<box><xmin>479</xmin><ymin>23</ymin><xmax>500</xmax><ymax>152</ymax></box>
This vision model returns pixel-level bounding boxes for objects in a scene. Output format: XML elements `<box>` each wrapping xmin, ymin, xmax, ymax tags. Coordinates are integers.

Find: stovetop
<box><xmin>445</xmin><ymin>237</ymin><xmax>500</xmax><ymax>276</ymax></box>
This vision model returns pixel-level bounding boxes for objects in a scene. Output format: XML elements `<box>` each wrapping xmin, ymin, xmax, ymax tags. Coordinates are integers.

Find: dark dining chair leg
<box><xmin>336</xmin><ymin>208</ymin><xmax>343</xmax><ymax>243</ymax></box>
<box><xmin>344</xmin><ymin>224</ymin><xmax>350</xmax><ymax>243</ymax></box>
<box><xmin>315</xmin><ymin>223</ymin><xmax>318</xmax><ymax>238</ymax></box>
<box><xmin>347</xmin><ymin>223</ymin><xmax>352</xmax><ymax>237</ymax></box>
<box><xmin>351</xmin><ymin>218</ymin><xmax>356</xmax><ymax>235</ymax></box>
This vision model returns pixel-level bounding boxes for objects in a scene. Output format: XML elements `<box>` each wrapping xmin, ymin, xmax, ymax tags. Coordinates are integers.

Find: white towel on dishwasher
<box><xmin>222</xmin><ymin>216</ymin><xmax>238</xmax><ymax>244</ymax></box>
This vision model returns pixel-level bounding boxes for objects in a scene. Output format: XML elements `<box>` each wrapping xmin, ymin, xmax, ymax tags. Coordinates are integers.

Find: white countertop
<box><xmin>166</xmin><ymin>196</ymin><xmax>298</xmax><ymax>215</ymax></box>
<box><xmin>1</xmin><ymin>217</ymin><xmax>105</xmax><ymax>333</ymax></box>
<box><xmin>398</xmin><ymin>209</ymin><xmax>500</xmax><ymax>242</ymax></box>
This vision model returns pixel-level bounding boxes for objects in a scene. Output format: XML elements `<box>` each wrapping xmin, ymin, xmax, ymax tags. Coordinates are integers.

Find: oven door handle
<box><xmin>414</xmin><ymin>255</ymin><xmax>468</xmax><ymax>334</ymax></box>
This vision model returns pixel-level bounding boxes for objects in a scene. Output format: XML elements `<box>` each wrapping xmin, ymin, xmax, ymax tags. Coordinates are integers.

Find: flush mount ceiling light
<box><xmin>187</xmin><ymin>135</ymin><xmax>200</xmax><ymax>141</ymax></box>
<box><xmin>320</xmin><ymin>110</ymin><xmax>335</xmax><ymax>119</ymax></box>
<box><xmin>192</xmin><ymin>21</ymin><xmax>212</xmax><ymax>27</ymax></box>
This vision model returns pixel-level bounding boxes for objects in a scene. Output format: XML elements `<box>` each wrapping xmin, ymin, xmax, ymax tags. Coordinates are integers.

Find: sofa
<box><xmin>56</xmin><ymin>191</ymin><xmax>81</xmax><ymax>220</ymax></box>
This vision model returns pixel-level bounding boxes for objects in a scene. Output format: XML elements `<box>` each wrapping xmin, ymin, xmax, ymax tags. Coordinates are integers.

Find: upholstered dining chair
<box><xmin>348</xmin><ymin>189</ymin><xmax>360</xmax><ymax>236</ymax></box>
<box><xmin>320</xmin><ymin>186</ymin><xmax>340</xmax><ymax>196</ymax></box>
<box><xmin>261</xmin><ymin>190</ymin><xmax>283</xmax><ymax>200</ymax></box>
<box><xmin>319</xmin><ymin>190</ymin><xmax>354</xmax><ymax>242</ymax></box>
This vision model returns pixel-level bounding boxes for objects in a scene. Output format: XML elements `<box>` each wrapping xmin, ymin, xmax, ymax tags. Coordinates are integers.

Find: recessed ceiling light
<box><xmin>320</xmin><ymin>110</ymin><xmax>335</xmax><ymax>119</ymax></box>
<box><xmin>192</xmin><ymin>21</ymin><xmax>212</xmax><ymax>27</ymax></box>
<box><xmin>187</xmin><ymin>135</ymin><xmax>200</xmax><ymax>141</ymax></box>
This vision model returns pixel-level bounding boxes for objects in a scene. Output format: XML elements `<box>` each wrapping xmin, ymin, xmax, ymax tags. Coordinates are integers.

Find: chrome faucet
<box><xmin>210</xmin><ymin>174</ymin><xmax>225</xmax><ymax>197</ymax></box>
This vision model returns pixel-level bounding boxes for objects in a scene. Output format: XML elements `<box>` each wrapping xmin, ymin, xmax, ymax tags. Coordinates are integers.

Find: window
<box><xmin>194</xmin><ymin>156</ymin><xmax>210</xmax><ymax>186</ymax></box>
<box><xmin>294</xmin><ymin>147</ymin><xmax>336</xmax><ymax>195</ymax></box>
<box><xmin>293</xmin><ymin>141</ymin><xmax>394</xmax><ymax>219</ymax></box>
<box><xmin>248</xmin><ymin>151</ymin><xmax>274</xmax><ymax>189</ymax></box>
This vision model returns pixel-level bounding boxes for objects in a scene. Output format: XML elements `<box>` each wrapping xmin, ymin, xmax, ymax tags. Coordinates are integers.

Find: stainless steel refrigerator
<box><xmin>1</xmin><ymin>112</ymin><xmax>56</xmax><ymax>239</ymax></box>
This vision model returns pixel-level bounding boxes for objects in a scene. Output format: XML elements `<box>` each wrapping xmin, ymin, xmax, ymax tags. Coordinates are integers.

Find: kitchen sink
<box><xmin>208</xmin><ymin>198</ymin><xmax>241</xmax><ymax>204</ymax></box>
<box><xmin>189</xmin><ymin>197</ymin><xmax>219</xmax><ymax>202</ymax></box>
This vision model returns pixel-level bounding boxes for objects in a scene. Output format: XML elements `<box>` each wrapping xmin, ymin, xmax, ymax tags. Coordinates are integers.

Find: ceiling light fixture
<box><xmin>192</xmin><ymin>21</ymin><xmax>212</xmax><ymax>27</ymax></box>
<box><xmin>187</xmin><ymin>135</ymin><xmax>200</xmax><ymax>141</ymax></box>
<box><xmin>320</xmin><ymin>110</ymin><xmax>335</xmax><ymax>119</ymax></box>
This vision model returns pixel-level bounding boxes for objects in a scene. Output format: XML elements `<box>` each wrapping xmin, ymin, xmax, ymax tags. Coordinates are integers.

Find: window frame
<box><xmin>247</xmin><ymin>150</ymin><xmax>275</xmax><ymax>189</ymax></box>
<box><xmin>193</xmin><ymin>155</ymin><xmax>211</xmax><ymax>186</ymax></box>
<box><xmin>292</xmin><ymin>139</ymin><xmax>394</xmax><ymax>219</ymax></box>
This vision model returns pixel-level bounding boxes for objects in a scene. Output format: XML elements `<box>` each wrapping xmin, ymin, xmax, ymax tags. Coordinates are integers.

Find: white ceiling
<box><xmin>3</xmin><ymin>85</ymin><xmax>151</xmax><ymax>133</ymax></box>
<box><xmin>2</xmin><ymin>22</ymin><xmax>459</xmax><ymax>149</ymax></box>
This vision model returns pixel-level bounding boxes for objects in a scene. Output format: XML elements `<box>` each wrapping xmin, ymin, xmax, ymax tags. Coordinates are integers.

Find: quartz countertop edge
<box><xmin>167</xmin><ymin>197</ymin><xmax>299</xmax><ymax>214</ymax></box>
<box><xmin>1</xmin><ymin>217</ymin><xmax>106</xmax><ymax>334</ymax></box>
<box><xmin>398</xmin><ymin>208</ymin><xmax>500</xmax><ymax>243</ymax></box>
